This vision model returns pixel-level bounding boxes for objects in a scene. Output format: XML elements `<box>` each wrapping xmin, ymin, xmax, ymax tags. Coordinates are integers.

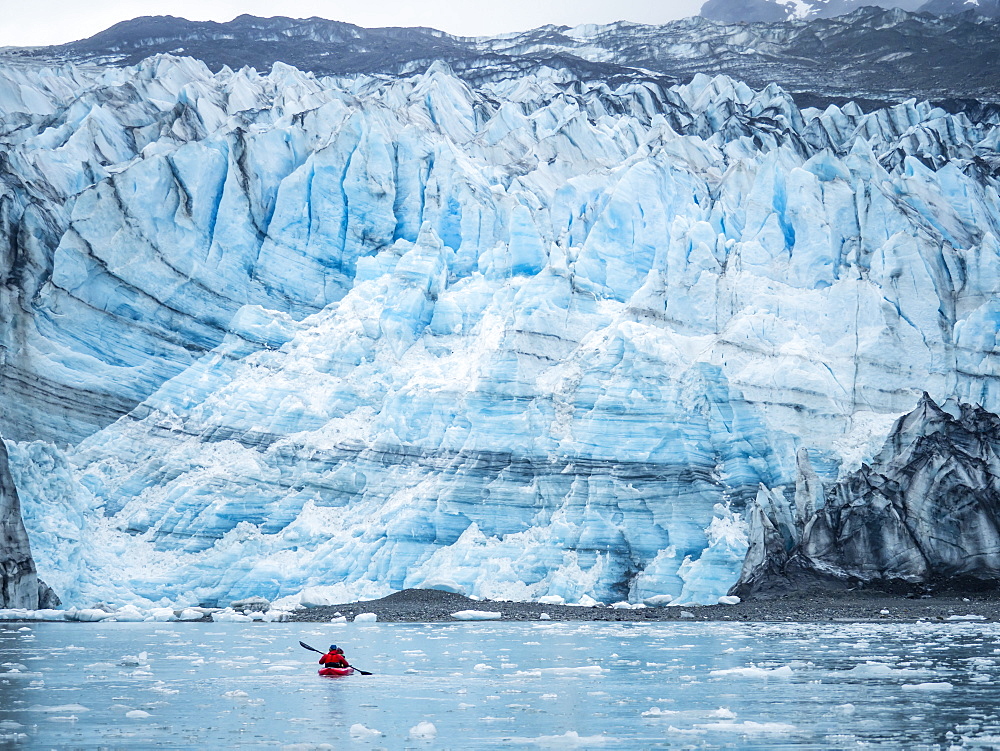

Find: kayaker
<box><xmin>319</xmin><ymin>645</ymin><xmax>350</xmax><ymax>669</ymax></box>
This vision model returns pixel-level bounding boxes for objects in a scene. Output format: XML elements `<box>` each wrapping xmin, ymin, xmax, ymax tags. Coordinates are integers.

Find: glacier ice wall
<box><xmin>1</xmin><ymin>55</ymin><xmax>999</xmax><ymax>605</ymax></box>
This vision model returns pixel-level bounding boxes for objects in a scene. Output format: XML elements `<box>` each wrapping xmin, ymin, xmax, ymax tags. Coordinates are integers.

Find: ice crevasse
<box><xmin>1</xmin><ymin>56</ymin><xmax>999</xmax><ymax>607</ymax></box>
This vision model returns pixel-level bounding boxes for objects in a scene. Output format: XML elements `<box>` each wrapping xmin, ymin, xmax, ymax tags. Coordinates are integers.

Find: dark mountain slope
<box><xmin>4</xmin><ymin>9</ymin><xmax>998</xmax><ymax>103</ymax></box>
<box><xmin>735</xmin><ymin>395</ymin><xmax>1000</xmax><ymax>597</ymax></box>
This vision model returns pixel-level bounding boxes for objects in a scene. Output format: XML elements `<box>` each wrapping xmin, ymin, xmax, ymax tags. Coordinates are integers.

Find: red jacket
<box><xmin>320</xmin><ymin>651</ymin><xmax>349</xmax><ymax>668</ymax></box>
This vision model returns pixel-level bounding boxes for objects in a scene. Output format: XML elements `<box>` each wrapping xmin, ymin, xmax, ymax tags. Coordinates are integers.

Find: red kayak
<box><xmin>318</xmin><ymin>667</ymin><xmax>355</xmax><ymax>677</ymax></box>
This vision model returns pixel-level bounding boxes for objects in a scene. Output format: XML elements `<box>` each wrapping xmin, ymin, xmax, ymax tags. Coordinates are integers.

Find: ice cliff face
<box><xmin>735</xmin><ymin>395</ymin><xmax>1000</xmax><ymax>595</ymax></box>
<box><xmin>1</xmin><ymin>55</ymin><xmax>1000</xmax><ymax>606</ymax></box>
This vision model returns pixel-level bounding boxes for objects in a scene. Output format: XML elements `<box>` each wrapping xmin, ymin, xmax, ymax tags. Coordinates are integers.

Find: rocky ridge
<box><xmin>3</xmin><ymin>9</ymin><xmax>999</xmax><ymax>103</ymax></box>
<box><xmin>700</xmin><ymin>0</ymin><xmax>1000</xmax><ymax>23</ymax></box>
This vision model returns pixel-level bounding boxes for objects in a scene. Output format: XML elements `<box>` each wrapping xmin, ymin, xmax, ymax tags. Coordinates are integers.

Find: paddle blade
<box><xmin>299</xmin><ymin>641</ymin><xmax>323</xmax><ymax>654</ymax></box>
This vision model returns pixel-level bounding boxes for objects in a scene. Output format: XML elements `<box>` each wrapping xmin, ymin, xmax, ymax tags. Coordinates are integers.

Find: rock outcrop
<box><xmin>734</xmin><ymin>394</ymin><xmax>1000</xmax><ymax>596</ymax></box>
<box><xmin>0</xmin><ymin>435</ymin><xmax>57</xmax><ymax>608</ymax></box>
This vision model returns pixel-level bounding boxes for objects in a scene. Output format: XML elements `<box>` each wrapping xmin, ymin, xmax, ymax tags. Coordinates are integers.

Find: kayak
<box><xmin>318</xmin><ymin>667</ymin><xmax>355</xmax><ymax>677</ymax></box>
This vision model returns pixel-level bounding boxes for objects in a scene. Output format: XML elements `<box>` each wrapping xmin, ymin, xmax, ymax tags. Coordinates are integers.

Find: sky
<box><xmin>1</xmin><ymin>0</ymin><xmax>706</xmax><ymax>48</ymax></box>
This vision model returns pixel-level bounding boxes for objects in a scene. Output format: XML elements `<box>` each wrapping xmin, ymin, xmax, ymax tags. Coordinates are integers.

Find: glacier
<box><xmin>1</xmin><ymin>53</ymin><xmax>999</xmax><ymax>607</ymax></box>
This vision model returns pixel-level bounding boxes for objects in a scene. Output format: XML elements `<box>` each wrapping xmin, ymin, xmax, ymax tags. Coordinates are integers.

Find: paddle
<box><xmin>299</xmin><ymin>641</ymin><xmax>373</xmax><ymax>675</ymax></box>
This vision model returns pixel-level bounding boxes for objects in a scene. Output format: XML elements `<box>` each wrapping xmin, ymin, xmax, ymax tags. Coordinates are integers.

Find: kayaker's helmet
<box><xmin>329</xmin><ymin>645</ymin><xmax>338</xmax><ymax>651</ymax></box>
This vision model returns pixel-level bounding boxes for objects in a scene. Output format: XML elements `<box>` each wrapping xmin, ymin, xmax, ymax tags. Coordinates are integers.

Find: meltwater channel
<box><xmin>2</xmin><ymin>620</ymin><xmax>999</xmax><ymax>749</ymax></box>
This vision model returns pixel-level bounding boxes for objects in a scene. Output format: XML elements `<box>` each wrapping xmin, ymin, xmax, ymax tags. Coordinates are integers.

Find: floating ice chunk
<box><xmin>901</xmin><ymin>682</ymin><xmax>953</xmax><ymax>691</ymax></box>
<box><xmin>526</xmin><ymin>730</ymin><xmax>612</xmax><ymax>746</ymax></box>
<box><xmin>642</xmin><ymin>707</ymin><xmax>670</xmax><ymax>717</ymax></box>
<box><xmin>0</xmin><ymin>613</ymin><xmax>21</xmax><ymax>621</ymax></box>
<box><xmin>2</xmin><ymin>670</ymin><xmax>43</xmax><ymax>679</ymax></box>
<box><xmin>148</xmin><ymin>684</ymin><xmax>179</xmax><ymax>695</ymax></box>
<box><xmin>717</xmin><ymin>596</ymin><xmax>741</xmax><ymax>605</ymax></box>
<box><xmin>514</xmin><ymin>666</ymin><xmax>607</xmax><ymax>677</ymax></box>
<box><xmin>842</xmin><ymin>662</ymin><xmax>927</xmax><ymax>678</ymax></box>
<box><xmin>666</xmin><ymin>726</ymin><xmax>705</xmax><ymax>735</ymax></box>
<box><xmin>0</xmin><ymin>610</ymin><xmax>67</xmax><ymax>621</ymax></box>
<box><xmin>643</xmin><ymin>595</ymin><xmax>675</xmax><ymax>607</ymax></box>
<box><xmin>147</xmin><ymin>607</ymin><xmax>178</xmax><ymax>622</ymax></box>
<box><xmin>834</xmin><ymin>703</ymin><xmax>856</xmax><ymax>714</ymax></box>
<box><xmin>643</xmin><ymin>706</ymin><xmax>736</xmax><ymax>719</ymax></box>
<box><xmin>964</xmin><ymin>736</ymin><xmax>1000</xmax><ymax>747</ymax></box>
<box><xmin>230</xmin><ymin>596</ymin><xmax>270</xmax><ymax>612</ymax></box>
<box><xmin>211</xmin><ymin>609</ymin><xmax>251</xmax><ymax>623</ymax></box>
<box><xmin>473</xmin><ymin>663</ymin><xmax>495</xmax><ymax>671</ymax></box>
<box><xmin>709</xmin><ymin>708</ymin><xmax>738</xmax><ymax>719</ymax></box>
<box><xmin>409</xmin><ymin>721</ymin><xmax>437</xmax><ymax>739</ymax></box>
<box><xmin>694</xmin><ymin>721</ymin><xmax>795</xmax><ymax>733</ymax></box>
<box><xmin>126</xmin><ymin>710</ymin><xmax>151</xmax><ymax>719</ymax></box>
<box><xmin>111</xmin><ymin>605</ymin><xmax>146</xmax><ymax>622</ymax></box>
<box><xmin>353</xmin><ymin>613</ymin><xmax>377</xmax><ymax>623</ymax></box>
<box><xmin>451</xmin><ymin>610</ymin><xmax>502</xmax><ymax>620</ymax></box>
<box><xmin>710</xmin><ymin>665</ymin><xmax>793</xmax><ymax>679</ymax></box>
<box><xmin>260</xmin><ymin>610</ymin><xmax>290</xmax><ymax>622</ymax></box>
<box><xmin>575</xmin><ymin>595</ymin><xmax>601</xmax><ymax>607</ymax></box>
<box><xmin>223</xmin><ymin>690</ymin><xmax>249</xmax><ymax>698</ymax></box>
<box><xmin>177</xmin><ymin>608</ymin><xmax>204</xmax><ymax>621</ymax></box>
<box><xmin>26</xmin><ymin>704</ymin><xmax>90</xmax><ymax>713</ymax></box>
<box><xmin>65</xmin><ymin>608</ymin><xmax>114</xmax><ymax>622</ymax></box>
<box><xmin>539</xmin><ymin>613</ymin><xmax>551</xmax><ymax>620</ymax></box>
<box><xmin>538</xmin><ymin>595</ymin><xmax>565</xmax><ymax>606</ymax></box>
<box><xmin>349</xmin><ymin>723</ymin><xmax>383</xmax><ymax>738</ymax></box>
<box><xmin>947</xmin><ymin>614</ymin><xmax>986</xmax><ymax>621</ymax></box>
<box><xmin>118</xmin><ymin>651</ymin><xmax>149</xmax><ymax>668</ymax></box>
<box><xmin>330</xmin><ymin>616</ymin><xmax>348</xmax><ymax>623</ymax></box>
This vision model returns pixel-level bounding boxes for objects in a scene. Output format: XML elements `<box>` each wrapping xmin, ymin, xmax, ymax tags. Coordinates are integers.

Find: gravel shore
<box><xmin>288</xmin><ymin>587</ymin><xmax>1000</xmax><ymax>624</ymax></box>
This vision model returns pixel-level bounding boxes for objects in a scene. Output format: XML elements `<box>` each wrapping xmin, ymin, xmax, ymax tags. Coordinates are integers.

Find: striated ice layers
<box><xmin>1</xmin><ymin>55</ymin><xmax>999</xmax><ymax>607</ymax></box>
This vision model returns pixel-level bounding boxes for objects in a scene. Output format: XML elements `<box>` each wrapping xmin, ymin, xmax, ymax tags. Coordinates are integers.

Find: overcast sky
<box><xmin>2</xmin><ymin>0</ymin><xmax>705</xmax><ymax>48</ymax></box>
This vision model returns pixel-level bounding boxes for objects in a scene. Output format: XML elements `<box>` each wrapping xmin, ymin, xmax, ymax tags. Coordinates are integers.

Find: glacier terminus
<box><xmin>0</xmin><ymin>47</ymin><xmax>999</xmax><ymax>611</ymax></box>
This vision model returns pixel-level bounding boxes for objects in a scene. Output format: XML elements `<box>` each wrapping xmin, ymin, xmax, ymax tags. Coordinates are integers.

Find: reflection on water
<box><xmin>2</xmin><ymin>620</ymin><xmax>1000</xmax><ymax>748</ymax></box>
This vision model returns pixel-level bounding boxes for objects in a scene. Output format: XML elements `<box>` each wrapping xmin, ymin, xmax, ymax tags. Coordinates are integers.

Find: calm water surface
<box><xmin>2</xmin><ymin>620</ymin><xmax>999</xmax><ymax>749</ymax></box>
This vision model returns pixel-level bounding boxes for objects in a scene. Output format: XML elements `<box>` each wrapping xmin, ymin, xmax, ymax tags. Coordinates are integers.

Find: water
<box><xmin>2</xmin><ymin>620</ymin><xmax>999</xmax><ymax>749</ymax></box>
